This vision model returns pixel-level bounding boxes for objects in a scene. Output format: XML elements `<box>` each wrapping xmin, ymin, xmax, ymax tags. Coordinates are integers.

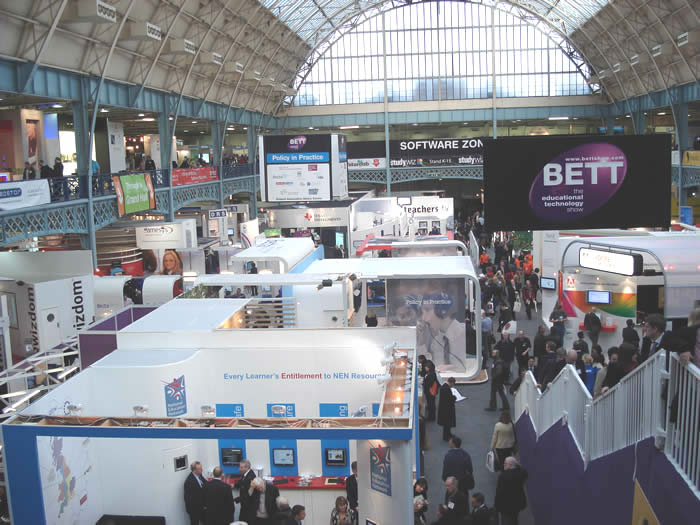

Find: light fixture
<box><xmin>412</xmin><ymin>123</ymin><xmax>418</xmax><ymax>126</ymax></box>
<box><xmin>184</xmin><ymin>129</ymin><xmax>189</xmax><ymax>132</ymax></box>
<box><xmin>351</xmin><ymin>406</ymin><xmax>368</xmax><ymax>417</ymax></box>
<box><xmin>57</xmin><ymin>366</ymin><xmax>78</xmax><ymax>379</ymax></box>
<box><xmin>383</xmin><ymin>342</ymin><xmax>397</xmax><ymax>353</ymax></box>
<box><xmin>243</xmin><ymin>127</ymin><xmax>248</xmax><ymax>130</ymax></box>
<box><xmin>65</xmin><ymin>403</ymin><xmax>83</xmax><ymax>415</ymax></box>
<box><xmin>138</xmin><ymin>113</ymin><xmax>145</xmax><ymax>117</ymax></box>
<box><xmin>169</xmin><ymin>116</ymin><xmax>173</xmax><ymax>120</ymax></box>
<box><xmin>51</xmin><ymin>104</ymin><xmax>63</xmax><ymax>109</ymax></box>
<box><xmin>308</xmin><ymin>126</ymin><xmax>314</xmax><ymax>130</ymax></box>
<box><xmin>657</xmin><ymin>112</ymin><xmax>666</xmax><ymax>116</ymax></box>
<box><xmin>142</xmin><ymin>117</ymin><xmax>155</xmax><ymax>122</ymax></box>
<box><xmin>201</xmin><ymin>405</ymin><xmax>216</xmax><ymax>417</ymax></box>
<box><xmin>339</xmin><ymin>125</ymin><xmax>360</xmax><ymax>130</ymax></box>
<box><xmin>2</xmin><ymin>390</ymin><xmax>41</xmax><ymax>413</ymax></box>
<box><xmin>100</xmin><ymin>108</ymin><xmax>109</xmax><ymax>113</ymax></box>
<box><xmin>547</xmin><ymin>116</ymin><xmax>569</xmax><ymax>121</ymax></box>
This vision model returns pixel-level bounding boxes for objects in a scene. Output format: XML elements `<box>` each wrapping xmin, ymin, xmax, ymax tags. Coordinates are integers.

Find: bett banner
<box><xmin>0</xmin><ymin>179</ymin><xmax>50</xmax><ymax>211</ymax></box>
<box><xmin>483</xmin><ymin>134</ymin><xmax>671</xmax><ymax>231</ymax></box>
<box><xmin>172</xmin><ymin>167</ymin><xmax>218</xmax><ymax>186</ymax></box>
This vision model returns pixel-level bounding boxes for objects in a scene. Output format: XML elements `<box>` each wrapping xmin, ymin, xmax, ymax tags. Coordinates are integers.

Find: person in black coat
<box><xmin>437</xmin><ymin>377</ymin><xmax>457</xmax><ymax>441</ymax></box>
<box><xmin>250</xmin><ymin>477</ymin><xmax>280</xmax><ymax>523</ymax></box>
<box><xmin>441</xmin><ymin>435</ymin><xmax>473</xmax><ymax>496</ymax></box>
<box><xmin>423</xmin><ymin>360</ymin><xmax>438</xmax><ymax>422</ymax></box>
<box><xmin>184</xmin><ymin>461</ymin><xmax>207</xmax><ymax>525</ymax></box>
<box><xmin>469</xmin><ymin>492</ymin><xmax>492</xmax><ymax>525</ymax></box>
<box><xmin>204</xmin><ymin>467</ymin><xmax>234</xmax><ymax>525</ymax></box>
<box><xmin>494</xmin><ymin>458</ymin><xmax>528</xmax><ymax>525</ymax></box>
<box><xmin>443</xmin><ymin>476</ymin><xmax>469</xmax><ymax>520</ymax></box>
<box><xmin>486</xmin><ymin>349</ymin><xmax>510</xmax><ymax>411</ymax></box>
<box><xmin>53</xmin><ymin>157</ymin><xmax>64</xmax><ymax>178</ymax></box>
<box><xmin>622</xmin><ymin>319</ymin><xmax>640</xmax><ymax>348</ymax></box>
<box><xmin>431</xmin><ymin>504</ymin><xmax>457</xmax><ymax>525</ymax></box>
<box><xmin>345</xmin><ymin>461</ymin><xmax>358</xmax><ymax>516</ymax></box>
<box><xmin>234</xmin><ymin>459</ymin><xmax>256</xmax><ymax>523</ymax></box>
<box><xmin>583</xmin><ymin>307</ymin><xmax>602</xmax><ymax>346</ymax></box>
<box><xmin>39</xmin><ymin>159</ymin><xmax>53</xmax><ymax>179</ymax></box>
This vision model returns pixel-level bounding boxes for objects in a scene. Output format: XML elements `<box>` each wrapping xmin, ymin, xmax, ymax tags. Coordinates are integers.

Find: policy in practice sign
<box><xmin>172</xmin><ymin>167</ymin><xmax>218</xmax><ymax>186</ymax></box>
<box><xmin>0</xmin><ymin>179</ymin><xmax>50</xmax><ymax>211</ymax></box>
<box><xmin>483</xmin><ymin>135</ymin><xmax>671</xmax><ymax>231</ymax></box>
<box><xmin>113</xmin><ymin>173</ymin><xmax>156</xmax><ymax>216</ymax></box>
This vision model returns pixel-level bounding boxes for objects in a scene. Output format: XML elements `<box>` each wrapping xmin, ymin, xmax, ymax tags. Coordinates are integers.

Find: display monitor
<box><xmin>540</xmin><ymin>277</ymin><xmax>556</xmax><ymax>290</ymax></box>
<box><xmin>335</xmin><ymin>232</ymin><xmax>345</xmax><ymax>247</ymax></box>
<box><xmin>221</xmin><ymin>448</ymin><xmax>242</xmax><ymax>466</ymax></box>
<box><xmin>325</xmin><ymin>448</ymin><xmax>347</xmax><ymax>467</ymax></box>
<box><xmin>586</xmin><ymin>290</ymin><xmax>611</xmax><ymax>305</ymax></box>
<box><xmin>272</xmin><ymin>448</ymin><xmax>295</xmax><ymax>466</ymax></box>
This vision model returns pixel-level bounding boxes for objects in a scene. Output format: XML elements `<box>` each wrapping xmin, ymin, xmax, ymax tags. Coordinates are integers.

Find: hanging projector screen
<box><xmin>483</xmin><ymin>134</ymin><xmax>671</xmax><ymax>231</ymax></box>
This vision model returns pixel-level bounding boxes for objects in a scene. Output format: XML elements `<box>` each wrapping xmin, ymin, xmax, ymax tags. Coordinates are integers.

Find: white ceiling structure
<box><xmin>0</xmin><ymin>0</ymin><xmax>697</xmax><ymax>117</ymax></box>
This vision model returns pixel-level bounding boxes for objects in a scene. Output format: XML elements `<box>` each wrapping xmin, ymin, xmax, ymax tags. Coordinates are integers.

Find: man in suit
<box><xmin>485</xmin><ymin>349</ymin><xmax>510</xmax><ymax>412</ymax></box>
<box><xmin>345</xmin><ymin>460</ymin><xmax>358</xmax><ymax>517</ymax></box>
<box><xmin>184</xmin><ymin>461</ymin><xmax>207</xmax><ymax>525</ymax></box>
<box><xmin>641</xmin><ymin>313</ymin><xmax>692</xmax><ymax>364</ymax></box>
<box><xmin>438</xmin><ymin>377</ymin><xmax>457</xmax><ymax>441</ymax></box>
<box><xmin>204</xmin><ymin>466</ymin><xmax>234</xmax><ymax>525</ymax></box>
<box><xmin>442</xmin><ymin>435</ymin><xmax>474</xmax><ymax>496</ymax></box>
<box><xmin>470</xmin><ymin>492</ymin><xmax>492</xmax><ymax>525</ymax></box>
<box><xmin>287</xmin><ymin>505</ymin><xmax>306</xmax><ymax>524</ymax></box>
<box><xmin>250</xmin><ymin>477</ymin><xmax>280</xmax><ymax>524</ymax></box>
<box><xmin>583</xmin><ymin>307</ymin><xmax>602</xmax><ymax>346</ymax></box>
<box><xmin>234</xmin><ymin>458</ymin><xmax>256</xmax><ymax>523</ymax></box>
<box><xmin>444</xmin><ymin>476</ymin><xmax>469</xmax><ymax>520</ymax></box>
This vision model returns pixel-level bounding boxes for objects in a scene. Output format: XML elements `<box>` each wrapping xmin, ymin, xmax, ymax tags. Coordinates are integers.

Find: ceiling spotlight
<box><xmin>100</xmin><ymin>108</ymin><xmax>109</xmax><ymax>113</ymax></box>
<box><xmin>51</xmin><ymin>104</ymin><xmax>63</xmax><ymax>109</ymax></box>
<box><xmin>169</xmin><ymin>116</ymin><xmax>173</xmax><ymax>120</ymax></box>
<box><xmin>192</xmin><ymin>121</ymin><xmax>198</xmax><ymax>124</ymax></box>
<box><xmin>141</xmin><ymin>117</ymin><xmax>155</xmax><ymax>122</ymax></box>
<box><xmin>243</xmin><ymin>127</ymin><xmax>248</xmax><ymax>130</ymax></box>
<box><xmin>201</xmin><ymin>405</ymin><xmax>216</xmax><ymax>417</ymax></box>
<box><xmin>133</xmin><ymin>404</ymin><xmax>149</xmax><ymax>416</ymax></box>
<box><xmin>138</xmin><ymin>113</ymin><xmax>145</xmax><ymax>117</ymax></box>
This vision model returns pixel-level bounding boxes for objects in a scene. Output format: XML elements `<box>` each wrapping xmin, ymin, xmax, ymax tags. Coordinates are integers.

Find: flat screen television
<box><xmin>540</xmin><ymin>277</ymin><xmax>556</xmax><ymax>290</ymax></box>
<box><xmin>221</xmin><ymin>448</ymin><xmax>242</xmax><ymax>466</ymax></box>
<box><xmin>272</xmin><ymin>448</ymin><xmax>295</xmax><ymax>466</ymax></box>
<box><xmin>586</xmin><ymin>290</ymin><xmax>611</xmax><ymax>305</ymax></box>
<box><xmin>325</xmin><ymin>448</ymin><xmax>347</xmax><ymax>467</ymax></box>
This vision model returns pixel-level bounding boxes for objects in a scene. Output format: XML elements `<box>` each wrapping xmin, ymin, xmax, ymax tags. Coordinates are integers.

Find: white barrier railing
<box><xmin>666</xmin><ymin>354</ymin><xmax>700</xmax><ymax>495</ymax></box>
<box><xmin>515</xmin><ymin>350</ymin><xmax>700</xmax><ymax>495</ymax></box>
<box><xmin>588</xmin><ymin>351</ymin><xmax>666</xmax><ymax>460</ymax></box>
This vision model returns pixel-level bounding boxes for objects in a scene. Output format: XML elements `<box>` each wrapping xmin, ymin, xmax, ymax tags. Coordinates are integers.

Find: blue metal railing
<box><xmin>222</xmin><ymin>164</ymin><xmax>255</xmax><ymax>179</ymax></box>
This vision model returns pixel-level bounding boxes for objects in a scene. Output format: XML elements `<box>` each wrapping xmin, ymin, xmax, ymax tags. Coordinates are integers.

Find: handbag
<box><xmin>463</xmin><ymin>470</ymin><xmax>475</xmax><ymax>490</ymax></box>
<box><xmin>429</xmin><ymin>380</ymin><xmax>439</xmax><ymax>397</ymax></box>
<box><xmin>513</xmin><ymin>295</ymin><xmax>522</xmax><ymax>313</ymax></box>
<box><xmin>536</xmin><ymin>289</ymin><xmax>542</xmax><ymax>303</ymax></box>
<box><xmin>486</xmin><ymin>450</ymin><xmax>496</xmax><ymax>473</ymax></box>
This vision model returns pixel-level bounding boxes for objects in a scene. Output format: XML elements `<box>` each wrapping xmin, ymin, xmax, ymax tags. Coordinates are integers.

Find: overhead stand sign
<box><xmin>259</xmin><ymin>134</ymin><xmax>348</xmax><ymax>202</ymax></box>
<box><xmin>0</xmin><ymin>179</ymin><xmax>50</xmax><ymax>211</ymax></box>
<box><xmin>483</xmin><ymin>135</ymin><xmax>671</xmax><ymax>231</ymax></box>
<box><xmin>112</xmin><ymin>173</ymin><xmax>156</xmax><ymax>216</ymax></box>
<box><xmin>579</xmin><ymin>248</ymin><xmax>644</xmax><ymax>276</ymax></box>
<box><xmin>347</xmin><ymin>137</ymin><xmax>484</xmax><ymax>168</ymax></box>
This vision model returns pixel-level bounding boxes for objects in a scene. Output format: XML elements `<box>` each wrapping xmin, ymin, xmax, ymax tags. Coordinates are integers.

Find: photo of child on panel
<box><xmin>386</xmin><ymin>279</ymin><xmax>467</xmax><ymax>373</ymax></box>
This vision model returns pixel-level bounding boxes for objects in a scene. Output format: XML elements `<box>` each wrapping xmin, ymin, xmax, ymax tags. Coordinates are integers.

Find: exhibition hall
<box><xmin>1</xmin><ymin>1</ymin><xmax>699</xmax><ymax>525</ymax></box>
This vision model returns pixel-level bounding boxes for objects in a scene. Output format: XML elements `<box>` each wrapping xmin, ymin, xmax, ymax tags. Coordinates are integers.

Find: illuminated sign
<box><xmin>579</xmin><ymin>247</ymin><xmax>643</xmax><ymax>276</ymax></box>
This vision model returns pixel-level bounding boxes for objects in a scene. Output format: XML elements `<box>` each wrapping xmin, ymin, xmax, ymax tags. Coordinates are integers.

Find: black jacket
<box><xmin>145</xmin><ymin>159</ymin><xmax>156</xmax><ymax>170</ymax></box>
<box><xmin>346</xmin><ymin>473</ymin><xmax>358</xmax><ymax>509</ymax></box>
<box><xmin>40</xmin><ymin>165</ymin><xmax>53</xmax><ymax>179</ymax></box>
<box><xmin>444</xmin><ymin>488</ymin><xmax>469</xmax><ymax>520</ymax></box>
<box><xmin>470</xmin><ymin>504</ymin><xmax>493</xmax><ymax>525</ymax></box>
<box><xmin>204</xmin><ymin>478</ymin><xmax>235</xmax><ymax>525</ymax></box>
<box><xmin>533</xmin><ymin>334</ymin><xmax>547</xmax><ymax>359</ymax></box>
<box><xmin>250</xmin><ymin>482</ymin><xmax>280</xmax><ymax>519</ymax></box>
<box><xmin>183</xmin><ymin>472</ymin><xmax>206</xmax><ymax>516</ymax></box>
<box><xmin>583</xmin><ymin>312</ymin><xmax>602</xmax><ymax>332</ymax></box>
<box><xmin>234</xmin><ymin>469</ymin><xmax>256</xmax><ymax>521</ymax></box>
<box><xmin>437</xmin><ymin>382</ymin><xmax>456</xmax><ymax>428</ymax></box>
<box><xmin>495</xmin><ymin>339</ymin><xmax>515</xmax><ymax>362</ymax></box>
<box><xmin>622</xmin><ymin>326</ymin><xmax>640</xmax><ymax>347</ymax></box>
<box><xmin>53</xmin><ymin>161</ymin><xmax>64</xmax><ymax>177</ymax></box>
<box><xmin>442</xmin><ymin>448</ymin><xmax>473</xmax><ymax>483</ymax></box>
<box><xmin>495</xmin><ymin>467</ymin><xmax>528</xmax><ymax>515</ymax></box>
<box><xmin>641</xmin><ymin>331</ymin><xmax>691</xmax><ymax>362</ymax></box>
<box><xmin>424</xmin><ymin>371</ymin><xmax>438</xmax><ymax>398</ymax></box>
<box><xmin>491</xmin><ymin>358</ymin><xmax>508</xmax><ymax>387</ymax></box>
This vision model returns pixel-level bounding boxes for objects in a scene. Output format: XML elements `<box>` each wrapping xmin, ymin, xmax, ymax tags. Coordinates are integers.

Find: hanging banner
<box><xmin>370</xmin><ymin>445</ymin><xmax>391</xmax><ymax>497</ymax></box>
<box><xmin>347</xmin><ymin>138</ymin><xmax>484</xmax><ymax>168</ymax></box>
<box><xmin>112</xmin><ymin>173</ymin><xmax>156</xmax><ymax>216</ymax></box>
<box><xmin>483</xmin><ymin>135</ymin><xmax>671</xmax><ymax>230</ymax></box>
<box><xmin>0</xmin><ymin>179</ymin><xmax>50</xmax><ymax>211</ymax></box>
<box><xmin>172</xmin><ymin>166</ymin><xmax>218</xmax><ymax>186</ymax></box>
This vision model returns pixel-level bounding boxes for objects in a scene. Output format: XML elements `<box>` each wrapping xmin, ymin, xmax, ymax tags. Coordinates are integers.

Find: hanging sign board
<box><xmin>579</xmin><ymin>247</ymin><xmax>643</xmax><ymax>276</ymax></box>
<box><xmin>112</xmin><ymin>173</ymin><xmax>156</xmax><ymax>216</ymax></box>
<box><xmin>0</xmin><ymin>179</ymin><xmax>50</xmax><ymax>211</ymax></box>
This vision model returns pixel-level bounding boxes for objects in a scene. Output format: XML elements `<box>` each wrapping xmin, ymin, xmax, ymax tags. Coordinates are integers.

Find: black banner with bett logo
<box><xmin>483</xmin><ymin>134</ymin><xmax>671</xmax><ymax>231</ymax></box>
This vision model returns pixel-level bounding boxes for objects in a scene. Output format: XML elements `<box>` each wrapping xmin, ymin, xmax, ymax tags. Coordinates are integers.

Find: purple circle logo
<box><xmin>288</xmin><ymin>135</ymin><xmax>307</xmax><ymax>151</ymax></box>
<box><xmin>528</xmin><ymin>143</ymin><xmax>627</xmax><ymax>222</ymax></box>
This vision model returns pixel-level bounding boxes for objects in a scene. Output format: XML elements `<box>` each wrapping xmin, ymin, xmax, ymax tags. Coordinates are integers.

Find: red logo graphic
<box><xmin>373</xmin><ymin>159</ymin><xmax>380</xmax><ymax>167</ymax></box>
<box><xmin>304</xmin><ymin>212</ymin><xmax>314</xmax><ymax>221</ymax></box>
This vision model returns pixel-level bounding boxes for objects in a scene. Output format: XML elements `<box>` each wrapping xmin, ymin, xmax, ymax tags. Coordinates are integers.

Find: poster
<box><xmin>386</xmin><ymin>278</ymin><xmax>467</xmax><ymax>373</ymax></box>
<box><xmin>172</xmin><ymin>166</ymin><xmax>218</xmax><ymax>186</ymax></box>
<box><xmin>0</xmin><ymin>179</ymin><xmax>50</xmax><ymax>211</ymax></box>
<box><xmin>26</xmin><ymin>119</ymin><xmax>39</xmax><ymax>164</ymax></box>
<box><xmin>267</xmin><ymin>163</ymin><xmax>331</xmax><ymax>201</ymax></box>
<box><xmin>141</xmin><ymin>249</ymin><xmax>183</xmax><ymax>276</ymax></box>
<box><xmin>483</xmin><ymin>135</ymin><xmax>671</xmax><ymax>230</ymax></box>
<box><xmin>112</xmin><ymin>173</ymin><xmax>156</xmax><ymax>216</ymax></box>
<box><xmin>164</xmin><ymin>375</ymin><xmax>187</xmax><ymax>416</ymax></box>
<box><xmin>370</xmin><ymin>445</ymin><xmax>391</xmax><ymax>497</ymax></box>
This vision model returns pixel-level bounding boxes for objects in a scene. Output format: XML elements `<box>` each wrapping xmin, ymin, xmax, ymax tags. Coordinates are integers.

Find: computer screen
<box><xmin>272</xmin><ymin>448</ymin><xmax>295</xmax><ymax>466</ymax></box>
<box><xmin>325</xmin><ymin>448</ymin><xmax>347</xmax><ymax>467</ymax></box>
<box><xmin>540</xmin><ymin>277</ymin><xmax>556</xmax><ymax>290</ymax></box>
<box><xmin>221</xmin><ymin>448</ymin><xmax>242</xmax><ymax>466</ymax></box>
<box><xmin>586</xmin><ymin>290</ymin><xmax>611</xmax><ymax>305</ymax></box>
<box><xmin>335</xmin><ymin>232</ymin><xmax>344</xmax><ymax>247</ymax></box>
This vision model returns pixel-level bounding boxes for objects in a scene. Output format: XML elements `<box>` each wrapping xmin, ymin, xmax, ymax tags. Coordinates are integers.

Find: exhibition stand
<box><xmin>94</xmin><ymin>275</ymin><xmax>184</xmax><ymax>319</ymax></box>
<box><xmin>228</xmin><ymin>237</ymin><xmax>322</xmax><ymax>274</ymax></box>
<box><xmin>305</xmin><ymin>256</ymin><xmax>482</xmax><ymax>381</ymax></box>
<box><xmin>533</xmin><ymin>230</ymin><xmax>700</xmax><ymax>349</ymax></box>
<box><xmin>355</xmin><ymin>234</ymin><xmax>466</xmax><ymax>258</ymax></box>
<box><xmin>2</xmin><ymin>306</ymin><xmax>417</xmax><ymax>525</ymax></box>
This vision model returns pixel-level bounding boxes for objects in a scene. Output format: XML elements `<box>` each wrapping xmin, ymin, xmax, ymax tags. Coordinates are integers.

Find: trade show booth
<box><xmin>534</xmin><ymin>230</ymin><xmax>700</xmax><ymax>349</ymax></box>
<box><xmin>304</xmin><ymin>256</ymin><xmax>482</xmax><ymax>381</ymax></box>
<box><xmin>223</xmin><ymin>237</ymin><xmax>322</xmax><ymax>275</ymax></box>
<box><xmin>94</xmin><ymin>275</ymin><xmax>184</xmax><ymax>318</ymax></box>
<box><xmin>0</xmin><ymin>251</ymin><xmax>95</xmax><ymax>363</ymax></box>
<box><xmin>3</xmin><ymin>300</ymin><xmax>417</xmax><ymax>525</ymax></box>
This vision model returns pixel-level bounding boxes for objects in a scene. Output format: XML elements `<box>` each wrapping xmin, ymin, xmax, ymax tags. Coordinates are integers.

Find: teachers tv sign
<box><xmin>483</xmin><ymin>135</ymin><xmax>671</xmax><ymax>231</ymax></box>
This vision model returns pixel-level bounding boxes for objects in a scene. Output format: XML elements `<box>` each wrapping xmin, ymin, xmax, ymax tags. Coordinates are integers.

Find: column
<box><xmin>633</xmin><ymin>111</ymin><xmax>646</xmax><ymax>135</ymax></box>
<box><xmin>382</xmin><ymin>12</ymin><xmax>391</xmax><ymax>194</ymax></box>
<box><xmin>606</xmin><ymin>115</ymin><xmax>615</xmax><ymax>136</ymax></box>
<box><xmin>247</xmin><ymin>115</ymin><xmax>257</xmax><ymax>218</ymax></box>
<box><xmin>677</xmin><ymin>102</ymin><xmax>689</xmax><ymax>206</ymax></box>
<box><xmin>74</xmin><ymin>77</ymin><xmax>97</xmax><ymax>267</ymax></box>
<box><xmin>211</xmin><ymin>118</ymin><xmax>225</xmax><ymax>208</ymax></box>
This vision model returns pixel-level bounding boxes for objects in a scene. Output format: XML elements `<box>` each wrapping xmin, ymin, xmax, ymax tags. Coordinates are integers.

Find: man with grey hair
<box><xmin>204</xmin><ymin>466</ymin><xmax>234</xmax><ymax>525</ymax></box>
<box><xmin>495</xmin><ymin>457</ymin><xmax>529</xmax><ymax>525</ymax></box>
<box><xmin>234</xmin><ymin>458</ymin><xmax>256</xmax><ymax>523</ymax></box>
<box><xmin>274</xmin><ymin>495</ymin><xmax>293</xmax><ymax>522</ymax></box>
<box><xmin>250</xmin><ymin>477</ymin><xmax>280</xmax><ymax>524</ymax></box>
<box><xmin>184</xmin><ymin>461</ymin><xmax>206</xmax><ymax>525</ymax></box>
<box><xmin>567</xmin><ymin>348</ymin><xmax>587</xmax><ymax>385</ymax></box>
<box><xmin>443</xmin><ymin>475</ymin><xmax>469</xmax><ymax>521</ymax></box>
